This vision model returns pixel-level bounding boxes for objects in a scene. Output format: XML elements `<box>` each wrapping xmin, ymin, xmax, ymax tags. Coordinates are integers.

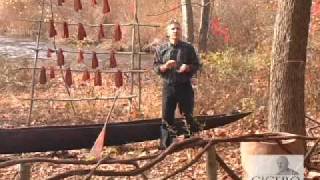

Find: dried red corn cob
<box><xmin>103</xmin><ymin>0</ymin><xmax>110</xmax><ymax>14</ymax></box>
<box><xmin>114</xmin><ymin>23</ymin><xmax>122</xmax><ymax>41</ymax></box>
<box><xmin>115</xmin><ymin>70</ymin><xmax>123</xmax><ymax>88</ymax></box>
<box><xmin>39</xmin><ymin>66</ymin><xmax>47</xmax><ymax>84</ymax></box>
<box><xmin>78</xmin><ymin>23</ymin><xmax>87</xmax><ymax>40</ymax></box>
<box><xmin>92</xmin><ymin>51</ymin><xmax>99</xmax><ymax>69</ymax></box>
<box><xmin>63</xmin><ymin>22</ymin><xmax>69</xmax><ymax>38</ymax></box>
<box><xmin>78</xmin><ymin>49</ymin><xmax>84</xmax><ymax>63</ymax></box>
<box><xmin>49</xmin><ymin>20</ymin><xmax>57</xmax><ymax>38</ymax></box>
<box><xmin>82</xmin><ymin>70</ymin><xmax>90</xmax><ymax>81</ymax></box>
<box><xmin>57</xmin><ymin>48</ymin><xmax>64</xmax><ymax>66</ymax></box>
<box><xmin>49</xmin><ymin>66</ymin><xmax>55</xmax><ymax>79</ymax></box>
<box><xmin>58</xmin><ymin>0</ymin><xmax>63</xmax><ymax>6</ymax></box>
<box><xmin>94</xmin><ymin>70</ymin><xmax>102</xmax><ymax>86</ymax></box>
<box><xmin>98</xmin><ymin>24</ymin><xmax>105</xmax><ymax>41</ymax></box>
<box><xmin>47</xmin><ymin>48</ymin><xmax>54</xmax><ymax>58</ymax></box>
<box><xmin>65</xmin><ymin>68</ymin><xmax>73</xmax><ymax>87</ymax></box>
<box><xmin>109</xmin><ymin>50</ymin><xmax>117</xmax><ymax>68</ymax></box>
<box><xmin>74</xmin><ymin>0</ymin><xmax>82</xmax><ymax>12</ymax></box>
<box><xmin>92</xmin><ymin>0</ymin><xmax>97</xmax><ymax>6</ymax></box>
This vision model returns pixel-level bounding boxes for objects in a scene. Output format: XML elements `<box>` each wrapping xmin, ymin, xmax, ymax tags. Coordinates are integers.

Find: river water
<box><xmin>0</xmin><ymin>36</ymin><xmax>154</xmax><ymax>68</ymax></box>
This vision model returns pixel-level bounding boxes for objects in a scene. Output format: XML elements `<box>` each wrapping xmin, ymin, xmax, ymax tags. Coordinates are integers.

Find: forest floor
<box><xmin>0</xmin><ymin>46</ymin><xmax>319</xmax><ymax>179</ymax></box>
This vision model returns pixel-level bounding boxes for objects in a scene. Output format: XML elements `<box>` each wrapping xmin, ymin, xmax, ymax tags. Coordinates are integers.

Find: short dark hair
<box><xmin>166</xmin><ymin>19</ymin><xmax>180</xmax><ymax>28</ymax></box>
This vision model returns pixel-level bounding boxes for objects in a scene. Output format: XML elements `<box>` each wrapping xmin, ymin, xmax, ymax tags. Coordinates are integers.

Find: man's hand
<box><xmin>177</xmin><ymin>64</ymin><xmax>191</xmax><ymax>73</ymax></box>
<box><xmin>160</xmin><ymin>60</ymin><xmax>176</xmax><ymax>72</ymax></box>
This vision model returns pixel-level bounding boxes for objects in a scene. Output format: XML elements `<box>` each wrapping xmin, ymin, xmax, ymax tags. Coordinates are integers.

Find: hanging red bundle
<box><xmin>92</xmin><ymin>51</ymin><xmax>99</xmax><ymax>69</ymax></box>
<box><xmin>82</xmin><ymin>70</ymin><xmax>90</xmax><ymax>81</ymax></box>
<box><xmin>115</xmin><ymin>70</ymin><xmax>123</xmax><ymax>88</ymax></box>
<box><xmin>78</xmin><ymin>23</ymin><xmax>87</xmax><ymax>40</ymax></box>
<box><xmin>74</xmin><ymin>0</ymin><xmax>82</xmax><ymax>12</ymax></box>
<box><xmin>109</xmin><ymin>50</ymin><xmax>117</xmax><ymax>68</ymax></box>
<box><xmin>65</xmin><ymin>68</ymin><xmax>73</xmax><ymax>87</ymax></box>
<box><xmin>49</xmin><ymin>19</ymin><xmax>57</xmax><ymax>38</ymax></box>
<box><xmin>39</xmin><ymin>66</ymin><xmax>47</xmax><ymax>84</ymax></box>
<box><xmin>57</xmin><ymin>48</ymin><xmax>64</xmax><ymax>66</ymax></box>
<box><xmin>47</xmin><ymin>48</ymin><xmax>54</xmax><ymax>58</ymax></box>
<box><xmin>78</xmin><ymin>49</ymin><xmax>84</xmax><ymax>63</ymax></box>
<box><xmin>98</xmin><ymin>24</ymin><xmax>105</xmax><ymax>41</ymax></box>
<box><xmin>92</xmin><ymin>0</ymin><xmax>97</xmax><ymax>6</ymax></box>
<box><xmin>58</xmin><ymin>0</ymin><xmax>63</xmax><ymax>6</ymax></box>
<box><xmin>114</xmin><ymin>23</ymin><xmax>122</xmax><ymax>41</ymax></box>
<box><xmin>49</xmin><ymin>66</ymin><xmax>55</xmax><ymax>79</ymax></box>
<box><xmin>103</xmin><ymin>0</ymin><xmax>111</xmax><ymax>14</ymax></box>
<box><xmin>94</xmin><ymin>70</ymin><xmax>102</xmax><ymax>86</ymax></box>
<box><xmin>63</xmin><ymin>22</ymin><xmax>69</xmax><ymax>38</ymax></box>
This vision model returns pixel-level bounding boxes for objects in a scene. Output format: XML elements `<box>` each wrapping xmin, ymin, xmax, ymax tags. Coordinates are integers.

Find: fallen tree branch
<box><xmin>216</xmin><ymin>154</ymin><xmax>240</xmax><ymax>180</ymax></box>
<box><xmin>1</xmin><ymin>133</ymin><xmax>318</xmax><ymax>179</ymax></box>
<box><xmin>0</xmin><ymin>154</ymin><xmax>159</xmax><ymax>169</ymax></box>
<box><xmin>305</xmin><ymin>137</ymin><xmax>320</xmax><ymax>163</ymax></box>
<box><xmin>1</xmin><ymin>133</ymin><xmax>317</xmax><ymax>169</ymax></box>
<box><xmin>306</xmin><ymin>115</ymin><xmax>320</xmax><ymax>125</ymax></box>
<box><xmin>162</xmin><ymin>141</ymin><xmax>214</xmax><ymax>180</ymax></box>
<box><xmin>48</xmin><ymin>138</ymin><xmax>203</xmax><ymax>179</ymax></box>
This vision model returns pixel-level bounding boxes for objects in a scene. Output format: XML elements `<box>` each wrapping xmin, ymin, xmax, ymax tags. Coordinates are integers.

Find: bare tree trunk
<box><xmin>198</xmin><ymin>0</ymin><xmax>211</xmax><ymax>52</ymax></box>
<box><xmin>181</xmin><ymin>0</ymin><xmax>194</xmax><ymax>43</ymax></box>
<box><xmin>268</xmin><ymin>0</ymin><xmax>312</xmax><ymax>135</ymax></box>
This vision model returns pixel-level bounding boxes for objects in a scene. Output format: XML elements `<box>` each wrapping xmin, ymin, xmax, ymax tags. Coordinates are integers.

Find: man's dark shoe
<box><xmin>188</xmin><ymin>120</ymin><xmax>202</xmax><ymax>133</ymax></box>
<box><xmin>159</xmin><ymin>124</ymin><xmax>177</xmax><ymax>149</ymax></box>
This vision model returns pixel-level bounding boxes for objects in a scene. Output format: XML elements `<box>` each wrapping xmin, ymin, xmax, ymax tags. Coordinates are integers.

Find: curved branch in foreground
<box><xmin>161</xmin><ymin>141</ymin><xmax>213</xmax><ymax>180</ymax></box>
<box><xmin>0</xmin><ymin>154</ymin><xmax>159</xmax><ymax>169</ymax></box>
<box><xmin>0</xmin><ymin>133</ymin><xmax>316</xmax><ymax>169</ymax></box>
<box><xmin>216</xmin><ymin>154</ymin><xmax>240</xmax><ymax>180</ymax></box>
<box><xmin>47</xmin><ymin>133</ymin><xmax>318</xmax><ymax>179</ymax></box>
<box><xmin>48</xmin><ymin>138</ymin><xmax>203</xmax><ymax>180</ymax></box>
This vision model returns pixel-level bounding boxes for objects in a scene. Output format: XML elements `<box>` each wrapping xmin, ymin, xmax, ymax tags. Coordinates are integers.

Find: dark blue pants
<box><xmin>162</xmin><ymin>82</ymin><xmax>194</xmax><ymax>125</ymax></box>
<box><xmin>160</xmin><ymin>82</ymin><xmax>195</xmax><ymax>148</ymax></box>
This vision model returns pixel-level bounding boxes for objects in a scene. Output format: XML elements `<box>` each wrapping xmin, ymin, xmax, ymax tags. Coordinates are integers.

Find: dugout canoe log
<box><xmin>0</xmin><ymin>112</ymin><xmax>251</xmax><ymax>154</ymax></box>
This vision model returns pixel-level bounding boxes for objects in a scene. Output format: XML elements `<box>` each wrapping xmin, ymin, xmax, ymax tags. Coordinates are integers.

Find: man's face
<box><xmin>277</xmin><ymin>157</ymin><xmax>288</xmax><ymax>172</ymax></box>
<box><xmin>167</xmin><ymin>23</ymin><xmax>181</xmax><ymax>42</ymax></box>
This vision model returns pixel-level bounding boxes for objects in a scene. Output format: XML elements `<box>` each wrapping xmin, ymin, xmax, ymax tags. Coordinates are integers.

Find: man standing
<box><xmin>154</xmin><ymin>19</ymin><xmax>201</xmax><ymax>148</ymax></box>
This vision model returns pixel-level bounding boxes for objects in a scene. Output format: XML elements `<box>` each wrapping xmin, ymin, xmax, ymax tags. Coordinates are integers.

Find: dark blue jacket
<box><xmin>153</xmin><ymin>41</ymin><xmax>200</xmax><ymax>84</ymax></box>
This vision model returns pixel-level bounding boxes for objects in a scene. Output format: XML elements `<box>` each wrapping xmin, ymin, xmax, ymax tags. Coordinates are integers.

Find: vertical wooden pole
<box><xmin>19</xmin><ymin>163</ymin><xmax>31</xmax><ymax>180</ymax></box>
<box><xmin>23</xmin><ymin>0</ymin><xmax>46</xmax><ymax>177</ymax></box>
<box><xmin>27</xmin><ymin>0</ymin><xmax>46</xmax><ymax>125</ymax></box>
<box><xmin>206</xmin><ymin>145</ymin><xmax>217</xmax><ymax>180</ymax></box>
<box><xmin>134</xmin><ymin>0</ymin><xmax>142</xmax><ymax>111</ymax></box>
<box><xmin>49</xmin><ymin>0</ymin><xmax>76</xmax><ymax>115</ymax></box>
<box><xmin>130</xmin><ymin>18</ymin><xmax>136</xmax><ymax>114</ymax></box>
